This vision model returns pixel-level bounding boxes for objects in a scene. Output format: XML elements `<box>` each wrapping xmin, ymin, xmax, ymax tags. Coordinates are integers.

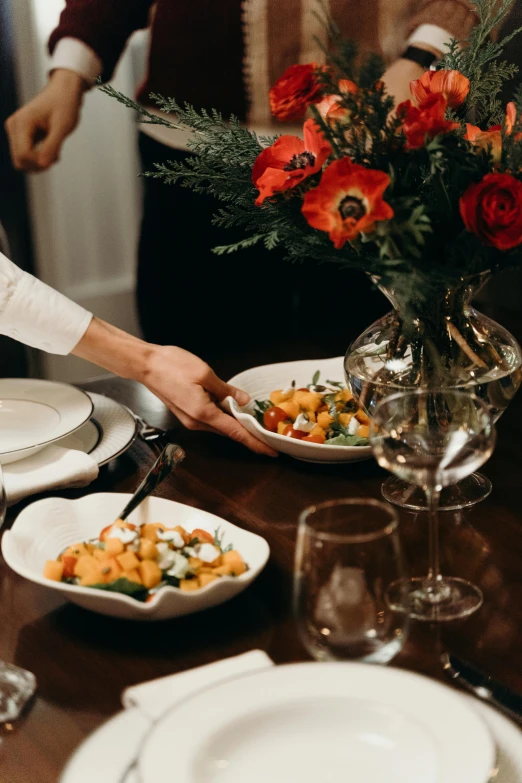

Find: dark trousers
<box><xmin>137</xmin><ymin>133</ymin><xmax>386</xmax><ymax>365</ymax></box>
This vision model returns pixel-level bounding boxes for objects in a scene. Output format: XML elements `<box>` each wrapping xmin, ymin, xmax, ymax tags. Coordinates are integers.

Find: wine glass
<box><xmin>369</xmin><ymin>389</ymin><xmax>496</xmax><ymax>622</ymax></box>
<box><xmin>293</xmin><ymin>498</ymin><xmax>409</xmax><ymax>663</ymax></box>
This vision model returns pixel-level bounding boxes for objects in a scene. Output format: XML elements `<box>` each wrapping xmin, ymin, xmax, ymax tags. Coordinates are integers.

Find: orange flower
<box><xmin>464</xmin><ymin>123</ymin><xmax>502</xmax><ymax>163</ymax></box>
<box><xmin>398</xmin><ymin>94</ymin><xmax>460</xmax><ymax>149</ymax></box>
<box><xmin>410</xmin><ymin>69</ymin><xmax>470</xmax><ymax>109</ymax></box>
<box><xmin>269</xmin><ymin>63</ymin><xmax>327</xmax><ymax>122</ymax></box>
<box><xmin>316</xmin><ymin>79</ymin><xmax>357</xmax><ymax>121</ymax></box>
<box><xmin>504</xmin><ymin>101</ymin><xmax>522</xmax><ymax>141</ymax></box>
<box><xmin>253</xmin><ymin>119</ymin><xmax>331</xmax><ymax>205</ymax></box>
<box><xmin>302</xmin><ymin>158</ymin><xmax>393</xmax><ymax>249</ymax></box>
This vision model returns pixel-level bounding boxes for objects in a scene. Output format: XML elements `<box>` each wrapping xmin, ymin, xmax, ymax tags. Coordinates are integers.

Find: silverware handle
<box><xmin>119</xmin><ymin>443</ymin><xmax>185</xmax><ymax>521</ymax></box>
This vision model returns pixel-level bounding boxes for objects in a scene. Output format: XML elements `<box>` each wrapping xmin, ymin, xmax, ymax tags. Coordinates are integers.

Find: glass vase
<box><xmin>344</xmin><ymin>273</ymin><xmax>522</xmax><ymax>510</ymax></box>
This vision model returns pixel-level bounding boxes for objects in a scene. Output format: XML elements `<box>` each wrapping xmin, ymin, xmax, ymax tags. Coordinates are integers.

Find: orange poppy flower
<box><xmin>316</xmin><ymin>79</ymin><xmax>358</xmax><ymax>121</ymax></box>
<box><xmin>253</xmin><ymin>119</ymin><xmax>332</xmax><ymax>205</ymax></box>
<box><xmin>410</xmin><ymin>69</ymin><xmax>470</xmax><ymax>109</ymax></box>
<box><xmin>269</xmin><ymin>63</ymin><xmax>328</xmax><ymax>122</ymax></box>
<box><xmin>302</xmin><ymin>158</ymin><xmax>393</xmax><ymax>249</ymax></box>
<box><xmin>504</xmin><ymin>101</ymin><xmax>522</xmax><ymax>141</ymax></box>
<box><xmin>464</xmin><ymin>123</ymin><xmax>502</xmax><ymax>163</ymax></box>
<box><xmin>398</xmin><ymin>94</ymin><xmax>460</xmax><ymax>149</ymax></box>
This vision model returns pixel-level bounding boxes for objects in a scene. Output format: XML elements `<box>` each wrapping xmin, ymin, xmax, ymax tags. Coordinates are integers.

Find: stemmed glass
<box><xmin>293</xmin><ymin>498</ymin><xmax>409</xmax><ymax>663</ymax></box>
<box><xmin>369</xmin><ymin>389</ymin><xmax>496</xmax><ymax>622</ymax></box>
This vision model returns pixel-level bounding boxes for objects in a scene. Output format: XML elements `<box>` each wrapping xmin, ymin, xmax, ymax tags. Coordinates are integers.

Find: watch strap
<box><xmin>400</xmin><ymin>46</ymin><xmax>437</xmax><ymax>69</ymax></box>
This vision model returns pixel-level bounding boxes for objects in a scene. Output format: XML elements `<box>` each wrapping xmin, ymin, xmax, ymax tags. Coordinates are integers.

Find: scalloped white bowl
<box><xmin>226</xmin><ymin>357</ymin><xmax>372</xmax><ymax>464</ymax></box>
<box><xmin>2</xmin><ymin>493</ymin><xmax>270</xmax><ymax>621</ymax></box>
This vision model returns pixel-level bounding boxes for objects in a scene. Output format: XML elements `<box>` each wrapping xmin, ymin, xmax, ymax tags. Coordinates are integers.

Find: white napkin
<box><xmin>122</xmin><ymin>650</ymin><xmax>274</xmax><ymax>722</ymax></box>
<box><xmin>3</xmin><ymin>444</ymin><xmax>99</xmax><ymax>506</ymax></box>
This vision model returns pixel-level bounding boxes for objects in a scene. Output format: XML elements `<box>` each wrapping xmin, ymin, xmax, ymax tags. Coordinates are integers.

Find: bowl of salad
<box><xmin>2</xmin><ymin>493</ymin><xmax>270</xmax><ymax>620</ymax></box>
<box><xmin>226</xmin><ymin>357</ymin><xmax>372</xmax><ymax>463</ymax></box>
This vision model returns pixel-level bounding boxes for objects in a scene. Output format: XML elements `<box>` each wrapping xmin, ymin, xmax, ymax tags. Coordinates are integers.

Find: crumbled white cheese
<box><xmin>196</xmin><ymin>543</ymin><xmax>221</xmax><ymax>563</ymax></box>
<box><xmin>348</xmin><ymin>416</ymin><xmax>360</xmax><ymax>435</ymax></box>
<box><xmin>293</xmin><ymin>413</ymin><xmax>315</xmax><ymax>433</ymax></box>
<box><xmin>157</xmin><ymin>529</ymin><xmax>185</xmax><ymax>548</ymax></box>
<box><xmin>156</xmin><ymin>544</ymin><xmax>177</xmax><ymax>571</ymax></box>
<box><xmin>165</xmin><ymin>552</ymin><xmax>191</xmax><ymax>579</ymax></box>
<box><xmin>107</xmin><ymin>526</ymin><xmax>138</xmax><ymax>544</ymax></box>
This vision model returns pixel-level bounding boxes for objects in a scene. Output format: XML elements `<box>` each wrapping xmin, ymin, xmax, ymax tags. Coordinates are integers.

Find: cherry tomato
<box><xmin>303</xmin><ymin>433</ymin><xmax>326</xmax><ymax>444</ymax></box>
<box><xmin>282</xmin><ymin>424</ymin><xmax>306</xmax><ymax>439</ymax></box>
<box><xmin>263</xmin><ymin>406</ymin><xmax>288</xmax><ymax>432</ymax></box>
<box><xmin>61</xmin><ymin>556</ymin><xmax>77</xmax><ymax>579</ymax></box>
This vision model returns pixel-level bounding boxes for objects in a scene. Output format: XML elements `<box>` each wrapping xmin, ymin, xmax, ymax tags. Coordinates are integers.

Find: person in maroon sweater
<box><xmin>5</xmin><ymin>1</ymin><xmax>478</xmax><ymax>361</ymax></box>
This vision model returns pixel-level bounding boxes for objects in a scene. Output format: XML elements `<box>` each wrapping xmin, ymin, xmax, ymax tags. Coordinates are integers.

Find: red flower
<box><xmin>269</xmin><ymin>63</ymin><xmax>327</xmax><ymax>122</ymax></box>
<box><xmin>253</xmin><ymin>119</ymin><xmax>331</xmax><ymax>205</ymax></box>
<box><xmin>398</xmin><ymin>94</ymin><xmax>460</xmax><ymax>149</ymax></box>
<box><xmin>459</xmin><ymin>173</ymin><xmax>522</xmax><ymax>250</ymax></box>
<box><xmin>410</xmin><ymin>69</ymin><xmax>470</xmax><ymax>109</ymax></box>
<box><xmin>464</xmin><ymin>123</ymin><xmax>502</xmax><ymax>163</ymax></box>
<box><xmin>302</xmin><ymin>158</ymin><xmax>393</xmax><ymax>249</ymax></box>
<box><xmin>316</xmin><ymin>79</ymin><xmax>358</xmax><ymax>121</ymax></box>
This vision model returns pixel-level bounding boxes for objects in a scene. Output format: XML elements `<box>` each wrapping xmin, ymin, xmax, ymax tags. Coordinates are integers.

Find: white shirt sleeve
<box><xmin>407</xmin><ymin>24</ymin><xmax>455</xmax><ymax>55</ymax></box>
<box><xmin>50</xmin><ymin>37</ymin><xmax>102</xmax><ymax>84</ymax></box>
<box><xmin>0</xmin><ymin>253</ymin><xmax>93</xmax><ymax>355</ymax></box>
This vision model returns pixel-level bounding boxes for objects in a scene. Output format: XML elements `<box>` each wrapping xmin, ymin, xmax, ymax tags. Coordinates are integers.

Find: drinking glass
<box><xmin>369</xmin><ymin>389</ymin><xmax>496</xmax><ymax>622</ymax></box>
<box><xmin>294</xmin><ymin>498</ymin><xmax>409</xmax><ymax>663</ymax></box>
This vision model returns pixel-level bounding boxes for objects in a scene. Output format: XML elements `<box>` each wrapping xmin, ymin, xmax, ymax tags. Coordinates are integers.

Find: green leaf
<box><xmin>326</xmin><ymin>434</ymin><xmax>369</xmax><ymax>447</ymax></box>
<box><xmin>89</xmin><ymin>578</ymin><xmax>149</xmax><ymax>602</ymax></box>
<box><xmin>312</xmin><ymin>370</ymin><xmax>321</xmax><ymax>386</ymax></box>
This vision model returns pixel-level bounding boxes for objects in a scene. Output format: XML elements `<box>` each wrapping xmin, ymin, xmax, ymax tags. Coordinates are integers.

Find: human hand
<box><xmin>5</xmin><ymin>69</ymin><xmax>85</xmax><ymax>172</ymax></box>
<box><xmin>140</xmin><ymin>345</ymin><xmax>278</xmax><ymax>457</ymax></box>
<box><xmin>382</xmin><ymin>58</ymin><xmax>425</xmax><ymax>110</ymax></box>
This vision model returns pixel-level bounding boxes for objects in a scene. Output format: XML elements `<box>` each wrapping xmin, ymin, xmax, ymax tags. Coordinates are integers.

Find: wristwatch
<box><xmin>400</xmin><ymin>46</ymin><xmax>438</xmax><ymax>69</ymax></box>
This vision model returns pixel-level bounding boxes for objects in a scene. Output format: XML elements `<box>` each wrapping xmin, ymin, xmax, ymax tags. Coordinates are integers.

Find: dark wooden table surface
<box><xmin>2</xmin><ymin>345</ymin><xmax>522</xmax><ymax>782</ymax></box>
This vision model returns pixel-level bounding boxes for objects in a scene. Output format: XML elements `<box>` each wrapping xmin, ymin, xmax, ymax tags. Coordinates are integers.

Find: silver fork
<box><xmin>133</xmin><ymin>413</ymin><xmax>176</xmax><ymax>454</ymax></box>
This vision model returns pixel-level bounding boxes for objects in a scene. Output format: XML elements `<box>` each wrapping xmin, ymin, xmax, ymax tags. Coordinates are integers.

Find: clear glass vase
<box><xmin>344</xmin><ymin>273</ymin><xmax>522</xmax><ymax>510</ymax></box>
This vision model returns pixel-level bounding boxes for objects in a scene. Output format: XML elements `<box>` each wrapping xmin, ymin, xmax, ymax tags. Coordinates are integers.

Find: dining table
<box><xmin>1</xmin><ymin>329</ymin><xmax>522</xmax><ymax>783</ymax></box>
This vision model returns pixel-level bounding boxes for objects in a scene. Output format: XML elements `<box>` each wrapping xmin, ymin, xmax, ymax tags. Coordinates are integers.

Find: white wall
<box><xmin>9</xmin><ymin>0</ymin><xmax>148</xmax><ymax>382</ymax></box>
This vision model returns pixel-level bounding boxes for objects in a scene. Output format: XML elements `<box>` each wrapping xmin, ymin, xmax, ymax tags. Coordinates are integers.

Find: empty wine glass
<box><xmin>369</xmin><ymin>389</ymin><xmax>496</xmax><ymax>622</ymax></box>
<box><xmin>294</xmin><ymin>498</ymin><xmax>409</xmax><ymax>663</ymax></box>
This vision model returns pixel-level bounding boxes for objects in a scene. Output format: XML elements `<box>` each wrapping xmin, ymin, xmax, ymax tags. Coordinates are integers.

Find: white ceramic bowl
<box><xmin>2</xmin><ymin>493</ymin><xmax>270</xmax><ymax>621</ymax></box>
<box><xmin>226</xmin><ymin>357</ymin><xmax>372</xmax><ymax>464</ymax></box>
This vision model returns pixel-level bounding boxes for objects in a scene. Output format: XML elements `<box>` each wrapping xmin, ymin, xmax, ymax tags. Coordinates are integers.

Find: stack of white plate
<box><xmin>62</xmin><ymin>662</ymin><xmax>522</xmax><ymax>783</ymax></box>
<box><xmin>0</xmin><ymin>379</ymin><xmax>137</xmax><ymax>469</ymax></box>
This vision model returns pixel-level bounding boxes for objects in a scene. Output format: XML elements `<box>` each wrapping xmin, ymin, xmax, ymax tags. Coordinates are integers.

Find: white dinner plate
<box><xmin>226</xmin><ymin>357</ymin><xmax>372</xmax><ymax>463</ymax></box>
<box><xmin>138</xmin><ymin>663</ymin><xmax>495</xmax><ymax>783</ymax></box>
<box><xmin>0</xmin><ymin>379</ymin><xmax>93</xmax><ymax>464</ymax></box>
<box><xmin>58</xmin><ymin>392</ymin><xmax>137</xmax><ymax>466</ymax></box>
<box><xmin>60</xmin><ymin>681</ymin><xmax>522</xmax><ymax>783</ymax></box>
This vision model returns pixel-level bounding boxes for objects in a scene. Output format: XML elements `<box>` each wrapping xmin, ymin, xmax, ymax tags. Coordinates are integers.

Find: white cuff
<box><xmin>50</xmin><ymin>37</ymin><xmax>102</xmax><ymax>85</ymax></box>
<box><xmin>407</xmin><ymin>24</ymin><xmax>454</xmax><ymax>55</ymax></box>
<box><xmin>0</xmin><ymin>269</ymin><xmax>93</xmax><ymax>355</ymax></box>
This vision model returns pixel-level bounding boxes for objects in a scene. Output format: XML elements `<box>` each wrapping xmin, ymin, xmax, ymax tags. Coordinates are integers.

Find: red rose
<box><xmin>459</xmin><ymin>173</ymin><xmax>522</xmax><ymax>250</ymax></box>
<box><xmin>269</xmin><ymin>63</ymin><xmax>326</xmax><ymax>122</ymax></box>
<box><xmin>398</xmin><ymin>94</ymin><xmax>460</xmax><ymax>149</ymax></box>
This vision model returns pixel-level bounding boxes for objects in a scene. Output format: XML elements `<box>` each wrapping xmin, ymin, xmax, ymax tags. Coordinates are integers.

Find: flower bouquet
<box><xmin>103</xmin><ymin>0</ymin><xmax>522</xmax><ymax>417</ymax></box>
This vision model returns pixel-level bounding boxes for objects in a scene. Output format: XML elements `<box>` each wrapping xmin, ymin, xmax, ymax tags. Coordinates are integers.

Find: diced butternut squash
<box><xmin>277</xmin><ymin>420</ymin><xmax>290</xmax><ymax>435</ymax></box>
<box><xmin>78</xmin><ymin>562</ymin><xmax>105</xmax><ymax>586</ymax></box>
<box><xmin>138</xmin><ymin>560</ymin><xmax>162</xmax><ymax>589</ymax></box>
<box><xmin>317</xmin><ymin>411</ymin><xmax>334</xmax><ymax>429</ymax></box>
<box><xmin>339</xmin><ymin>412</ymin><xmax>354</xmax><ymax>427</ymax></box>
<box><xmin>190</xmin><ymin>528</ymin><xmax>214</xmax><ymax>545</ymax></box>
<box><xmin>356</xmin><ymin>409</ymin><xmax>371</xmax><ymax>425</ymax></box>
<box><xmin>310</xmin><ymin>425</ymin><xmax>326</xmax><ymax>438</ymax></box>
<box><xmin>105</xmin><ymin>537</ymin><xmax>125</xmax><ymax>556</ymax></box>
<box><xmin>44</xmin><ymin>560</ymin><xmax>64</xmax><ymax>582</ymax></box>
<box><xmin>141</xmin><ymin>523</ymin><xmax>166</xmax><ymax>542</ymax></box>
<box><xmin>179</xmin><ymin>578</ymin><xmax>200</xmax><ymax>591</ymax></box>
<box><xmin>93</xmin><ymin>547</ymin><xmax>111</xmax><ymax>562</ymax></box>
<box><xmin>276</xmin><ymin>400</ymin><xmax>300</xmax><ymax>420</ymax></box>
<box><xmin>74</xmin><ymin>554</ymin><xmax>99</xmax><ymax>578</ymax></box>
<box><xmin>213</xmin><ymin>564</ymin><xmax>234</xmax><ymax>576</ymax></box>
<box><xmin>116</xmin><ymin>551</ymin><xmax>140</xmax><ymax>571</ymax></box>
<box><xmin>292</xmin><ymin>391</ymin><xmax>321</xmax><ymax>412</ymax></box>
<box><xmin>269</xmin><ymin>389</ymin><xmax>294</xmax><ymax>405</ymax></box>
<box><xmin>62</xmin><ymin>542</ymin><xmax>89</xmax><ymax>559</ymax></box>
<box><xmin>358</xmin><ymin>424</ymin><xmax>370</xmax><ymax>438</ymax></box>
<box><xmin>99</xmin><ymin>558</ymin><xmax>122</xmax><ymax>583</ymax></box>
<box><xmin>221</xmin><ymin>550</ymin><xmax>247</xmax><ymax>576</ymax></box>
<box><xmin>139</xmin><ymin>538</ymin><xmax>158</xmax><ymax>560</ymax></box>
<box><xmin>188</xmin><ymin>557</ymin><xmax>203</xmax><ymax>570</ymax></box>
<box><xmin>199</xmin><ymin>573</ymin><xmax>218</xmax><ymax>588</ymax></box>
<box><xmin>122</xmin><ymin>569</ymin><xmax>143</xmax><ymax>584</ymax></box>
<box><xmin>173</xmin><ymin>525</ymin><xmax>190</xmax><ymax>544</ymax></box>
<box><xmin>334</xmin><ymin>388</ymin><xmax>353</xmax><ymax>403</ymax></box>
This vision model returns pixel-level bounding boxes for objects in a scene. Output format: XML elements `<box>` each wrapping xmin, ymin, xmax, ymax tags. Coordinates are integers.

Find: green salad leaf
<box><xmin>89</xmin><ymin>578</ymin><xmax>149</xmax><ymax>602</ymax></box>
<box><xmin>325</xmin><ymin>434</ymin><xmax>369</xmax><ymax>447</ymax></box>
